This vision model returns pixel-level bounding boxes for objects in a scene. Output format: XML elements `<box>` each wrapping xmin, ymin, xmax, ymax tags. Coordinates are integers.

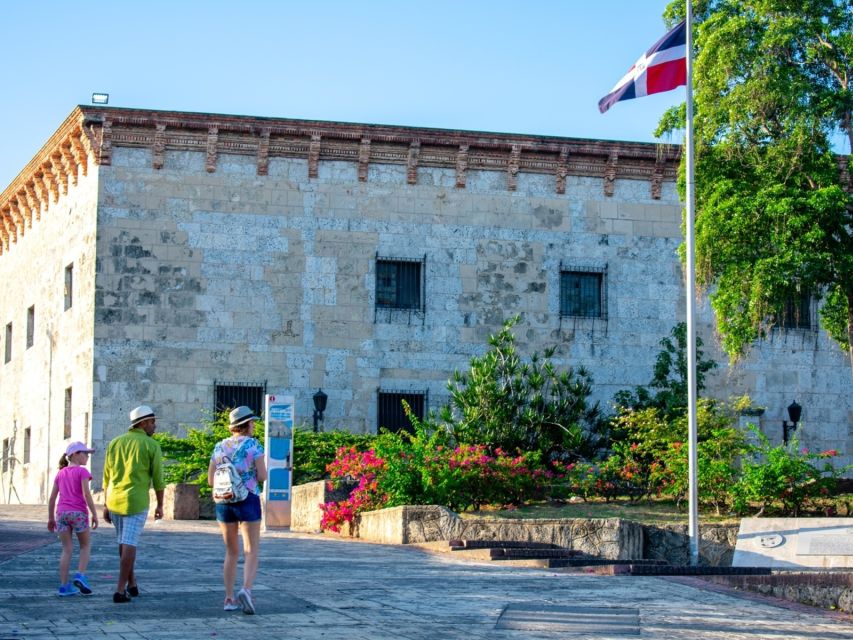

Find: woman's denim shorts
<box><xmin>215</xmin><ymin>492</ymin><xmax>262</xmax><ymax>523</ymax></box>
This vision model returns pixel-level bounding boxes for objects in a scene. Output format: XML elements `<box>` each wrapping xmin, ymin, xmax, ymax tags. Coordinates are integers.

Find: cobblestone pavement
<box><xmin>1</xmin><ymin>504</ymin><xmax>851</xmax><ymax>640</ymax></box>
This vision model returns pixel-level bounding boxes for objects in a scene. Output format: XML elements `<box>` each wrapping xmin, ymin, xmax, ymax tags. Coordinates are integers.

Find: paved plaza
<box><xmin>1</xmin><ymin>504</ymin><xmax>851</xmax><ymax>639</ymax></box>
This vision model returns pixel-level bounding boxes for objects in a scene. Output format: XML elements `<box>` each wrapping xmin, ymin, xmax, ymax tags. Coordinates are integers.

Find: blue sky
<box><xmin>1</xmin><ymin>0</ymin><xmax>684</xmax><ymax>190</ymax></box>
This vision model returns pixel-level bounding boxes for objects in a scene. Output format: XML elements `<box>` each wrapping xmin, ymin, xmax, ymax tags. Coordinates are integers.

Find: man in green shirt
<box><xmin>102</xmin><ymin>405</ymin><xmax>166</xmax><ymax>604</ymax></box>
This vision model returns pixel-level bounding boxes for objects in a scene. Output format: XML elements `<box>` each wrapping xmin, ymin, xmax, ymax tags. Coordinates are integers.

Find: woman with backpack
<box><xmin>207</xmin><ymin>406</ymin><xmax>267</xmax><ymax>614</ymax></box>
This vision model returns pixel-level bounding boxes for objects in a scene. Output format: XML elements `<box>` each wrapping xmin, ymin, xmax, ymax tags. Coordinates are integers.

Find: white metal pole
<box><xmin>685</xmin><ymin>1</ymin><xmax>700</xmax><ymax>566</ymax></box>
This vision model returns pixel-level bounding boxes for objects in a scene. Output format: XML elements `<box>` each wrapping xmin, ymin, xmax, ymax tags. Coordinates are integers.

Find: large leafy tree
<box><xmin>659</xmin><ymin>1</ymin><xmax>853</xmax><ymax>373</ymax></box>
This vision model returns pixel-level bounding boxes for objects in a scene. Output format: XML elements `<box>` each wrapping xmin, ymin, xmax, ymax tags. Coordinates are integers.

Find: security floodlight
<box><xmin>91</xmin><ymin>93</ymin><xmax>109</xmax><ymax>105</ymax></box>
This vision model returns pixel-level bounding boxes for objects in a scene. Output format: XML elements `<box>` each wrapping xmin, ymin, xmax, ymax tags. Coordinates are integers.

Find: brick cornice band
<box><xmin>0</xmin><ymin>105</ymin><xmax>685</xmax><ymax>256</ymax></box>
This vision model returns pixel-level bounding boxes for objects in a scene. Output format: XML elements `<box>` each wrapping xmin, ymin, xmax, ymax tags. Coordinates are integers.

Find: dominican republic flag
<box><xmin>598</xmin><ymin>20</ymin><xmax>687</xmax><ymax>114</ymax></box>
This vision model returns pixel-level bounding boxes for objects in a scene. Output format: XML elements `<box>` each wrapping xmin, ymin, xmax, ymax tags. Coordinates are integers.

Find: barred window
<box><xmin>376</xmin><ymin>259</ymin><xmax>422</xmax><ymax>310</ymax></box>
<box><xmin>1</xmin><ymin>438</ymin><xmax>8</xmax><ymax>473</ymax></box>
<box><xmin>214</xmin><ymin>381</ymin><xmax>266</xmax><ymax>417</ymax></box>
<box><xmin>560</xmin><ymin>270</ymin><xmax>605</xmax><ymax>318</ymax></box>
<box><xmin>778</xmin><ymin>291</ymin><xmax>812</xmax><ymax>330</ymax></box>
<box><xmin>377</xmin><ymin>389</ymin><xmax>426</xmax><ymax>434</ymax></box>
<box><xmin>4</xmin><ymin>322</ymin><xmax>11</xmax><ymax>363</ymax></box>
<box><xmin>23</xmin><ymin>427</ymin><xmax>31</xmax><ymax>464</ymax></box>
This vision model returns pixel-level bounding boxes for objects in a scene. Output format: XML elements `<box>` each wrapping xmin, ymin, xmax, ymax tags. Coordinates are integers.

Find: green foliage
<box><xmin>613</xmin><ymin>323</ymin><xmax>716</xmax><ymax>418</ymax></box>
<box><xmin>156</xmin><ymin>410</ymin><xmax>373</xmax><ymax>496</ymax></box>
<box><xmin>292</xmin><ymin>428</ymin><xmax>376</xmax><ymax>485</ymax></box>
<box><xmin>433</xmin><ymin>316</ymin><xmax>605</xmax><ymax>463</ymax></box>
<box><xmin>734</xmin><ymin>429</ymin><xmax>850</xmax><ymax>516</ymax></box>
<box><xmin>154</xmin><ymin>411</ymin><xmax>234</xmax><ymax>498</ymax></box>
<box><xmin>605</xmin><ymin>400</ymin><xmax>748</xmax><ymax>512</ymax></box>
<box><xmin>659</xmin><ymin>1</ymin><xmax>853</xmax><ymax>372</ymax></box>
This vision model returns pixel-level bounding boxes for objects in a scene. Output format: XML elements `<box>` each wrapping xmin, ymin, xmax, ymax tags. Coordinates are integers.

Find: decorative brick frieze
<box><xmin>10</xmin><ymin>197</ymin><xmax>26</xmax><ymax>235</ymax></box>
<box><xmin>71</xmin><ymin>131</ymin><xmax>90</xmax><ymax>177</ymax></box>
<box><xmin>358</xmin><ymin>138</ymin><xmax>371</xmax><ymax>182</ymax></box>
<box><xmin>455</xmin><ymin>144</ymin><xmax>470</xmax><ymax>189</ymax></box>
<box><xmin>31</xmin><ymin>176</ymin><xmax>47</xmax><ymax>220</ymax></box>
<box><xmin>25</xmin><ymin>184</ymin><xmax>40</xmax><ymax>223</ymax></box>
<box><xmin>308</xmin><ymin>135</ymin><xmax>321</xmax><ymax>178</ymax></box>
<box><xmin>256</xmin><ymin>128</ymin><xmax>270</xmax><ymax>176</ymax></box>
<box><xmin>651</xmin><ymin>157</ymin><xmax>664</xmax><ymax>200</ymax></box>
<box><xmin>0</xmin><ymin>210</ymin><xmax>10</xmax><ymax>251</ymax></box>
<box><xmin>556</xmin><ymin>146</ymin><xmax>569</xmax><ymax>195</ymax></box>
<box><xmin>45</xmin><ymin>158</ymin><xmax>61</xmax><ymax>204</ymax></box>
<box><xmin>507</xmin><ymin>144</ymin><xmax>521</xmax><ymax>191</ymax></box>
<box><xmin>205</xmin><ymin>126</ymin><xmax>218</xmax><ymax>173</ymax></box>
<box><xmin>152</xmin><ymin>123</ymin><xmax>166</xmax><ymax>170</ymax></box>
<box><xmin>406</xmin><ymin>140</ymin><xmax>420</xmax><ymax>184</ymax></box>
<box><xmin>61</xmin><ymin>143</ymin><xmax>78</xmax><ymax>187</ymax></box>
<box><xmin>0</xmin><ymin>105</ymin><xmax>688</xmax><ymax>256</ymax></box>
<box><xmin>604</xmin><ymin>151</ymin><xmax>618</xmax><ymax>197</ymax></box>
<box><xmin>98</xmin><ymin>120</ymin><xmax>113</xmax><ymax>165</ymax></box>
<box><xmin>53</xmin><ymin>152</ymin><xmax>70</xmax><ymax>196</ymax></box>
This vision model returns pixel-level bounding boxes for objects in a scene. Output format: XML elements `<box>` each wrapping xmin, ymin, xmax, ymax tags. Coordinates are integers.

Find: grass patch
<box><xmin>463</xmin><ymin>493</ymin><xmax>853</xmax><ymax>526</ymax></box>
<box><xmin>466</xmin><ymin>499</ymin><xmax>738</xmax><ymax>526</ymax></box>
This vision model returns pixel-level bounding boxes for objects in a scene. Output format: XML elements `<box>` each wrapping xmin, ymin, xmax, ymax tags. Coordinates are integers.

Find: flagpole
<box><xmin>684</xmin><ymin>1</ymin><xmax>700</xmax><ymax>566</ymax></box>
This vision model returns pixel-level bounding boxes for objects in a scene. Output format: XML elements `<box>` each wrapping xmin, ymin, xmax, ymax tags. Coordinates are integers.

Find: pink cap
<box><xmin>65</xmin><ymin>441</ymin><xmax>95</xmax><ymax>456</ymax></box>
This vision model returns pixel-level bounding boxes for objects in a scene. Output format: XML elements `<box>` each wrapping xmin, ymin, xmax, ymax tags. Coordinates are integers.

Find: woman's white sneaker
<box><xmin>237</xmin><ymin>587</ymin><xmax>255</xmax><ymax>614</ymax></box>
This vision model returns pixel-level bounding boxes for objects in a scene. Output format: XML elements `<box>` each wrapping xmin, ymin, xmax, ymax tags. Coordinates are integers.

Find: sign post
<box><xmin>263</xmin><ymin>394</ymin><xmax>294</xmax><ymax>529</ymax></box>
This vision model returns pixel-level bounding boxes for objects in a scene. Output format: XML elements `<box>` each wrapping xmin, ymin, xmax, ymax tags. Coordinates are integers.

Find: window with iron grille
<box><xmin>4</xmin><ymin>322</ymin><xmax>11</xmax><ymax>363</ymax></box>
<box><xmin>376</xmin><ymin>258</ymin><xmax>422</xmax><ymax>311</ymax></box>
<box><xmin>1</xmin><ymin>438</ymin><xmax>8</xmax><ymax>473</ymax></box>
<box><xmin>377</xmin><ymin>389</ymin><xmax>426</xmax><ymax>434</ymax></box>
<box><xmin>214</xmin><ymin>381</ymin><xmax>266</xmax><ymax>417</ymax></box>
<box><xmin>64</xmin><ymin>264</ymin><xmax>74</xmax><ymax>311</ymax></box>
<box><xmin>777</xmin><ymin>291</ymin><xmax>812</xmax><ymax>330</ymax></box>
<box><xmin>560</xmin><ymin>269</ymin><xmax>605</xmax><ymax>318</ymax></box>
<box><xmin>23</xmin><ymin>427</ymin><xmax>31</xmax><ymax>464</ymax></box>
<box><xmin>26</xmin><ymin>306</ymin><xmax>34</xmax><ymax>349</ymax></box>
<box><xmin>64</xmin><ymin>387</ymin><xmax>72</xmax><ymax>439</ymax></box>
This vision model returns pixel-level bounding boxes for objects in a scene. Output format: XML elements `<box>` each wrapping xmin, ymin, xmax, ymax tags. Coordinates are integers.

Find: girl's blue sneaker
<box><xmin>73</xmin><ymin>572</ymin><xmax>93</xmax><ymax>595</ymax></box>
<box><xmin>57</xmin><ymin>583</ymin><xmax>80</xmax><ymax>597</ymax></box>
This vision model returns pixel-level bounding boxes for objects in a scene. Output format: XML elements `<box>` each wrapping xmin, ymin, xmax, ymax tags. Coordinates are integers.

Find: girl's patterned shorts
<box><xmin>56</xmin><ymin>510</ymin><xmax>89</xmax><ymax>533</ymax></box>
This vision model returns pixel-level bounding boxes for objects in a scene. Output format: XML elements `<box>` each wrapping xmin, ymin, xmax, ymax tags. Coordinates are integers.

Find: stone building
<box><xmin>0</xmin><ymin>105</ymin><xmax>850</xmax><ymax>503</ymax></box>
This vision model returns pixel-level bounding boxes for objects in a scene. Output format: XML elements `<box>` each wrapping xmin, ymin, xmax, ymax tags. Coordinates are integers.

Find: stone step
<box><xmin>489</xmin><ymin>548</ymin><xmax>585</xmax><ymax>559</ymax></box>
<box><xmin>628</xmin><ymin>565</ymin><xmax>773</xmax><ymax>576</ymax></box>
<box><xmin>448</xmin><ymin>539</ymin><xmax>562</xmax><ymax>550</ymax></box>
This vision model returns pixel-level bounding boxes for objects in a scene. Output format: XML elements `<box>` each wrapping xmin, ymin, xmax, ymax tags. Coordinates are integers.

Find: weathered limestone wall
<box><xmin>0</xmin><ymin>172</ymin><xmax>99</xmax><ymax>502</ymax></box>
<box><xmin>88</xmin><ymin>144</ymin><xmax>852</xmax><ymax>472</ymax></box>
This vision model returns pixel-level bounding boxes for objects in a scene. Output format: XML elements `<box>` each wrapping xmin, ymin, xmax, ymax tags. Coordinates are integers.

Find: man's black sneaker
<box><xmin>127</xmin><ymin>585</ymin><xmax>139</xmax><ymax>597</ymax></box>
<box><xmin>113</xmin><ymin>591</ymin><xmax>132</xmax><ymax>603</ymax></box>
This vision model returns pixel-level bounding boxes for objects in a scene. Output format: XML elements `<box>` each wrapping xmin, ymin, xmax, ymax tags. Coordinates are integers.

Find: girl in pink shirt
<box><xmin>47</xmin><ymin>441</ymin><xmax>99</xmax><ymax>597</ymax></box>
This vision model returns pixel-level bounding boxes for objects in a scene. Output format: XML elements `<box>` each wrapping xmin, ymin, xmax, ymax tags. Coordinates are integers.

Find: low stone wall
<box><xmin>644</xmin><ymin>523</ymin><xmax>740</xmax><ymax>566</ymax></box>
<box><xmin>291</xmin><ymin>480</ymin><xmax>356</xmax><ymax>533</ymax></box>
<box><xmin>289</xmin><ymin>482</ymin><xmax>738</xmax><ymax>565</ymax></box>
<box><xmin>358</xmin><ymin>505</ymin><xmax>644</xmax><ymax>560</ymax></box>
<box><xmin>701</xmin><ymin>572</ymin><xmax>853</xmax><ymax>613</ymax></box>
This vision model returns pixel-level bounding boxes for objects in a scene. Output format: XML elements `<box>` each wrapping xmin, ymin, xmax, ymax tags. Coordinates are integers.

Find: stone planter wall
<box><xmin>291</xmin><ymin>480</ymin><xmax>356</xmax><ymax>533</ymax></box>
<box><xmin>290</xmin><ymin>482</ymin><xmax>739</xmax><ymax>565</ymax></box>
<box><xmin>643</xmin><ymin>523</ymin><xmax>739</xmax><ymax>566</ymax></box>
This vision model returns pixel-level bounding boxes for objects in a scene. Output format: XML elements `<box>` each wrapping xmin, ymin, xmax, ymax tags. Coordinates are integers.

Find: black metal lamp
<box><xmin>312</xmin><ymin>388</ymin><xmax>328</xmax><ymax>433</ymax></box>
<box><xmin>782</xmin><ymin>400</ymin><xmax>802</xmax><ymax>444</ymax></box>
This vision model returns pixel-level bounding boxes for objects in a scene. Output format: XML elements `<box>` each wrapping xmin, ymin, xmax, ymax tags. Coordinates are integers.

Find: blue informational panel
<box><xmin>263</xmin><ymin>394</ymin><xmax>294</xmax><ymax>528</ymax></box>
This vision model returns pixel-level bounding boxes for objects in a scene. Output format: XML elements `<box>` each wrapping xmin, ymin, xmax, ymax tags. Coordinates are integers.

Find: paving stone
<box><xmin>0</xmin><ymin>504</ymin><xmax>851</xmax><ymax>639</ymax></box>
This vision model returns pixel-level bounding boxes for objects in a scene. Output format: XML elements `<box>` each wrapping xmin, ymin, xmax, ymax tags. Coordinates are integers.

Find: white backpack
<box><xmin>212</xmin><ymin>443</ymin><xmax>249</xmax><ymax>504</ymax></box>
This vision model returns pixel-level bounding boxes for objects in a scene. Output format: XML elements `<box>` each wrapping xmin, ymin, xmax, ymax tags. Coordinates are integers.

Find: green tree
<box><xmin>434</xmin><ymin>316</ymin><xmax>605</xmax><ymax>463</ymax></box>
<box><xmin>659</xmin><ymin>1</ymin><xmax>853</xmax><ymax>373</ymax></box>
